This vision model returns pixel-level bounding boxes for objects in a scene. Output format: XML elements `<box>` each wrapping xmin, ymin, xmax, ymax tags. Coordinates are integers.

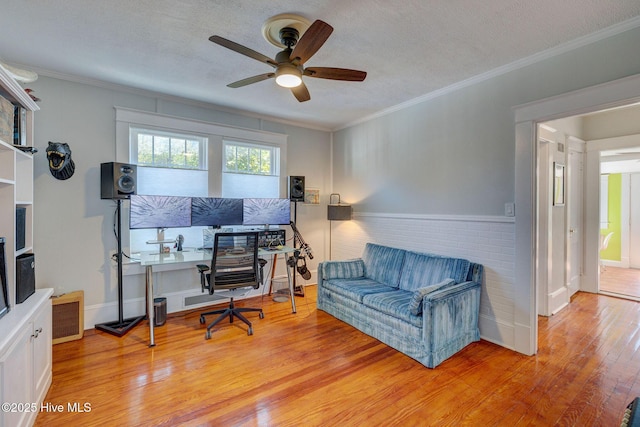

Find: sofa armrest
<box><xmin>320</xmin><ymin>259</ymin><xmax>365</xmax><ymax>281</ymax></box>
<box><xmin>422</xmin><ymin>281</ymin><xmax>481</xmax><ymax>356</ymax></box>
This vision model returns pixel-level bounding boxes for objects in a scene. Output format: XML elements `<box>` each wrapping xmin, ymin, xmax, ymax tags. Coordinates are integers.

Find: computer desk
<box><xmin>139</xmin><ymin>246</ymin><xmax>297</xmax><ymax>347</ymax></box>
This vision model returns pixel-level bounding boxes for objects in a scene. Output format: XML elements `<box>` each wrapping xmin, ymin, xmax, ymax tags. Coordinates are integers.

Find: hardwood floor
<box><xmin>600</xmin><ymin>266</ymin><xmax>640</xmax><ymax>299</ymax></box>
<box><xmin>35</xmin><ymin>286</ymin><xmax>640</xmax><ymax>426</ymax></box>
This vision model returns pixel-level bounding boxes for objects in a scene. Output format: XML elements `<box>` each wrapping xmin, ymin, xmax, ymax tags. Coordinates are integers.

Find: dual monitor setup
<box><xmin>129</xmin><ymin>195</ymin><xmax>291</xmax><ymax>230</ymax></box>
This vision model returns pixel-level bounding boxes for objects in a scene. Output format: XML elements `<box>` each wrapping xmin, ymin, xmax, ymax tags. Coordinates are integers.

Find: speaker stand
<box><xmin>95</xmin><ymin>199</ymin><xmax>145</xmax><ymax>337</ymax></box>
<box><xmin>291</xmin><ymin>201</ymin><xmax>304</xmax><ymax>297</ymax></box>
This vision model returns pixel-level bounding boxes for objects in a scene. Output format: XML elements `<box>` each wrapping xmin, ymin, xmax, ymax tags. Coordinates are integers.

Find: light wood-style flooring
<box><xmin>35</xmin><ymin>286</ymin><xmax>640</xmax><ymax>426</ymax></box>
<box><xmin>600</xmin><ymin>266</ymin><xmax>640</xmax><ymax>299</ymax></box>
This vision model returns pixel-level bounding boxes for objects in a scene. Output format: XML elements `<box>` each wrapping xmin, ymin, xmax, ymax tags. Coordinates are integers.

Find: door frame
<box><xmin>514</xmin><ymin>73</ymin><xmax>640</xmax><ymax>356</ymax></box>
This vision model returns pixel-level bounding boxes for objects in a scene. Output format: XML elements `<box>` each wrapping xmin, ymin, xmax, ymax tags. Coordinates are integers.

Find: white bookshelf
<box><xmin>0</xmin><ymin>63</ymin><xmax>52</xmax><ymax>427</ymax></box>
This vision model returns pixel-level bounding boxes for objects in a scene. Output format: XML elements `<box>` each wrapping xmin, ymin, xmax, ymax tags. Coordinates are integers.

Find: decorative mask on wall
<box><xmin>46</xmin><ymin>141</ymin><xmax>75</xmax><ymax>180</ymax></box>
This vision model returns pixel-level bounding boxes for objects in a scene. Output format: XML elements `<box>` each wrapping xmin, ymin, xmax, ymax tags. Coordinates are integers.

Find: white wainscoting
<box><xmin>329</xmin><ymin>212</ymin><xmax>517</xmax><ymax>350</ymax></box>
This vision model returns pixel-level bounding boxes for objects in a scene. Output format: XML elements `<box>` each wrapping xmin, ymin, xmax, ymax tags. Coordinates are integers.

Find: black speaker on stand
<box><xmin>96</xmin><ymin>162</ymin><xmax>144</xmax><ymax>337</ymax></box>
<box><xmin>288</xmin><ymin>176</ymin><xmax>305</xmax><ymax>202</ymax></box>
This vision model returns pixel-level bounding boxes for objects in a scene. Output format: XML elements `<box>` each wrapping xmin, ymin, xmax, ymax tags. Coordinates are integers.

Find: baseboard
<box><xmin>549</xmin><ymin>286</ymin><xmax>570</xmax><ymax>315</ymax></box>
<box><xmin>479</xmin><ymin>313</ymin><xmax>514</xmax><ymax>350</ymax></box>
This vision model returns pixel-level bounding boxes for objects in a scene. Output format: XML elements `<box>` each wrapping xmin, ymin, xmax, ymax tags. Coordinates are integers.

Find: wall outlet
<box><xmin>505</xmin><ymin>202</ymin><xmax>515</xmax><ymax>217</ymax></box>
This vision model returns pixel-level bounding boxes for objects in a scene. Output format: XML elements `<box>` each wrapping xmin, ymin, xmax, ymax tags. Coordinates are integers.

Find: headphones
<box><xmin>297</xmin><ymin>256</ymin><xmax>311</xmax><ymax>280</ymax></box>
<box><xmin>289</xmin><ymin>250</ymin><xmax>312</xmax><ymax>280</ymax></box>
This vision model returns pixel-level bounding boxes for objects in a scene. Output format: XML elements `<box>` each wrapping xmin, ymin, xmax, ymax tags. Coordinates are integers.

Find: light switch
<box><xmin>505</xmin><ymin>202</ymin><xmax>515</xmax><ymax>217</ymax></box>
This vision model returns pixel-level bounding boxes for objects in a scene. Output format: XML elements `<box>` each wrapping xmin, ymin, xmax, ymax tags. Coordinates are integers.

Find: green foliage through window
<box><xmin>132</xmin><ymin>127</ymin><xmax>206</xmax><ymax>170</ymax></box>
<box><xmin>224</xmin><ymin>141</ymin><xmax>274</xmax><ymax>175</ymax></box>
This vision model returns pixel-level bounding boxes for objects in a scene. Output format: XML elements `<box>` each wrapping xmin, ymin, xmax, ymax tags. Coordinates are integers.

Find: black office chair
<box><xmin>196</xmin><ymin>231</ymin><xmax>266</xmax><ymax>339</ymax></box>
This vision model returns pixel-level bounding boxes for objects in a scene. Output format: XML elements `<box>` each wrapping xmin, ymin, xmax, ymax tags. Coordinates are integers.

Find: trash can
<box><xmin>271</xmin><ymin>278</ymin><xmax>290</xmax><ymax>303</ymax></box>
<box><xmin>154</xmin><ymin>297</ymin><xmax>167</xmax><ymax>326</ymax></box>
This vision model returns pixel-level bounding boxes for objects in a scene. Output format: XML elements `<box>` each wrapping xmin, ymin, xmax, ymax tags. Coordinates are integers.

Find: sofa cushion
<box><xmin>362</xmin><ymin>243</ymin><xmax>406</xmax><ymax>287</ymax></box>
<box><xmin>321</xmin><ymin>259</ymin><xmax>365</xmax><ymax>280</ymax></box>
<box><xmin>408</xmin><ymin>278</ymin><xmax>456</xmax><ymax>315</ymax></box>
<box><xmin>398</xmin><ymin>252</ymin><xmax>470</xmax><ymax>291</ymax></box>
<box><xmin>361</xmin><ymin>289</ymin><xmax>422</xmax><ymax>328</ymax></box>
<box><xmin>323</xmin><ymin>278</ymin><xmax>396</xmax><ymax>303</ymax></box>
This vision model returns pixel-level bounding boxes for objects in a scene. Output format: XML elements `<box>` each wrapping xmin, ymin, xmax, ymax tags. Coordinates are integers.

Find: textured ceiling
<box><xmin>1</xmin><ymin>1</ymin><xmax>640</xmax><ymax>130</ymax></box>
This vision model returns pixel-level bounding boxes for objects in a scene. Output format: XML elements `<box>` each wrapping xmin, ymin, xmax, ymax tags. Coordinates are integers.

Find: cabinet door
<box><xmin>32</xmin><ymin>302</ymin><xmax>52</xmax><ymax>404</ymax></box>
<box><xmin>0</xmin><ymin>325</ymin><xmax>33</xmax><ymax>427</ymax></box>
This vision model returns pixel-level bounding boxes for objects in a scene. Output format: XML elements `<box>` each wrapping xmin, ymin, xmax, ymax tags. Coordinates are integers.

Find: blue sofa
<box><xmin>317</xmin><ymin>243</ymin><xmax>482</xmax><ymax>368</ymax></box>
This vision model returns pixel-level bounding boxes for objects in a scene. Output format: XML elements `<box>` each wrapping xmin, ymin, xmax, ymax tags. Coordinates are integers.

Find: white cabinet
<box><xmin>0</xmin><ymin>289</ymin><xmax>53</xmax><ymax>427</ymax></box>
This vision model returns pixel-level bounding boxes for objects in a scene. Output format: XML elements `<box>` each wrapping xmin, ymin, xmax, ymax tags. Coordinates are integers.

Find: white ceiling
<box><xmin>1</xmin><ymin>1</ymin><xmax>640</xmax><ymax>130</ymax></box>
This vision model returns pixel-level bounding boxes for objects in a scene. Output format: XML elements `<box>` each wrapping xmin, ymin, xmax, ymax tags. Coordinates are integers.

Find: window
<box><xmin>132</xmin><ymin>128</ymin><xmax>204</xmax><ymax>169</ymax></box>
<box><xmin>130</xmin><ymin>126</ymin><xmax>208</xmax><ymax>197</ymax></box>
<box><xmin>129</xmin><ymin>126</ymin><xmax>208</xmax><ymax>252</ymax></box>
<box><xmin>222</xmin><ymin>140</ymin><xmax>280</xmax><ymax>198</ymax></box>
<box><xmin>115</xmin><ymin>107</ymin><xmax>288</xmax><ymax>253</ymax></box>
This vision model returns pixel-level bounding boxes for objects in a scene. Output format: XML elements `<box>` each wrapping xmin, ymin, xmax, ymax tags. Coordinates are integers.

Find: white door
<box><xmin>567</xmin><ymin>139</ymin><xmax>585</xmax><ymax>295</ymax></box>
<box><xmin>630</xmin><ymin>173</ymin><xmax>640</xmax><ymax>267</ymax></box>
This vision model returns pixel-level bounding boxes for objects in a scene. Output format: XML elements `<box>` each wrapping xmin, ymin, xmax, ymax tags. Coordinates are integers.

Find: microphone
<box><xmin>175</xmin><ymin>234</ymin><xmax>184</xmax><ymax>251</ymax></box>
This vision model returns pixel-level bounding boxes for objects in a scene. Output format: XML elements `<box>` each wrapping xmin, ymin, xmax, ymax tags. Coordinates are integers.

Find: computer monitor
<box><xmin>129</xmin><ymin>195</ymin><xmax>192</xmax><ymax>229</ymax></box>
<box><xmin>191</xmin><ymin>197</ymin><xmax>243</xmax><ymax>227</ymax></box>
<box><xmin>242</xmin><ymin>198</ymin><xmax>291</xmax><ymax>226</ymax></box>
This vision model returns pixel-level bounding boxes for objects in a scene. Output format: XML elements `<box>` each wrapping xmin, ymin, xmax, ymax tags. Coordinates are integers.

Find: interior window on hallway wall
<box><xmin>129</xmin><ymin>126</ymin><xmax>208</xmax><ymax>251</ymax></box>
<box><xmin>222</xmin><ymin>140</ymin><xmax>280</xmax><ymax>198</ymax></box>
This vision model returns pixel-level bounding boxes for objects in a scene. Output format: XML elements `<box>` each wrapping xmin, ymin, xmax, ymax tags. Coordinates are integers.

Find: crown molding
<box><xmin>334</xmin><ymin>16</ymin><xmax>640</xmax><ymax>131</ymax></box>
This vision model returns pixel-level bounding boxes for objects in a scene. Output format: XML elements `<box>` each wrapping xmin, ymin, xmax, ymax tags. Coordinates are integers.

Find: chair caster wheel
<box><xmin>205</xmin><ymin>330</ymin><xmax>211</xmax><ymax>340</ymax></box>
<box><xmin>259</xmin><ymin>312</ymin><xmax>264</xmax><ymax>319</ymax></box>
<box><xmin>248</xmin><ymin>327</ymin><xmax>253</xmax><ymax>336</ymax></box>
<box><xmin>199</xmin><ymin>316</ymin><xmax>205</xmax><ymax>324</ymax></box>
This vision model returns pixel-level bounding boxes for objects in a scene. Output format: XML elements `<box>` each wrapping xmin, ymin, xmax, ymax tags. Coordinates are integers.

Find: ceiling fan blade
<box><xmin>290</xmin><ymin>20</ymin><xmax>333</xmax><ymax>65</ymax></box>
<box><xmin>304</xmin><ymin>67</ymin><xmax>367</xmax><ymax>81</ymax></box>
<box><xmin>227</xmin><ymin>73</ymin><xmax>275</xmax><ymax>88</ymax></box>
<box><xmin>291</xmin><ymin>82</ymin><xmax>310</xmax><ymax>102</ymax></box>
<box><xmin>209</xmin><ymin>35</ymin><xmax>277</xmax><ymax>68</ymax></box>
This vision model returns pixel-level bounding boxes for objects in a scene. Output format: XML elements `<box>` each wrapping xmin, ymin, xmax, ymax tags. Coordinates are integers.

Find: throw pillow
<box><xmin>408</xmin><ymin>278</ymin><xmax>456</xmax><ymax>316</ymax></box>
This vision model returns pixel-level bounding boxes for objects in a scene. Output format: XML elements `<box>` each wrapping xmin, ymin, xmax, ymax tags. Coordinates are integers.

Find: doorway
<box><xmin>598</xmin><ymin>154</ymin><xmax>640</xmax><ymax>300</ymax></box>
<box><xmin>514</xmin><ymin>73</ymin><xmax>640</xmax><ymax>357</ymax></box>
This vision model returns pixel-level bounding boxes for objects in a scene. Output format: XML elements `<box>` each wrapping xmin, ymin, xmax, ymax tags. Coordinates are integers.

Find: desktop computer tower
<box><xmin>16</xmin><ymin>253</ymin><xmax>35</xmax><ymax>304</ymax></box>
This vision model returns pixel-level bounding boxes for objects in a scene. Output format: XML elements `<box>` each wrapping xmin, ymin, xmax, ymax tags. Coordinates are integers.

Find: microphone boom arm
<box><xmin>290</xmin><ymin>221</ymin><xmax>313</xmax><ymax>259</ymax></box>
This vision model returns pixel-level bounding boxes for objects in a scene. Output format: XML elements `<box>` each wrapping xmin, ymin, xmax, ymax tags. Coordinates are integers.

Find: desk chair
<box><xmin>196</xmin><ymin>231</ymin><xmax>265</xmax><ymax>339</ymax></box>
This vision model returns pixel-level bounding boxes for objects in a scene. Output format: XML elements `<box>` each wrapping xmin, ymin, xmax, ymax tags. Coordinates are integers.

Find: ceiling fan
<box><xmin>209</xmin><ymin>16</ymin><xmax>367</xmax><ymax>102</ymax></box>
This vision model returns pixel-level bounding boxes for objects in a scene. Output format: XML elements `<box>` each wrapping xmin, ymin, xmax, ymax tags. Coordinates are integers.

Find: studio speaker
<box><xmin>100</xmin><ymin>162</ymin><xmax>137</xmax><ymax>199</ymax></box>
<box><xmin>16</xmin><ymin>253</ymin><xmax>35</xmax><ymax>304</ymax></box>
<box><xmin>288</xmin><ymin>176</ymin><xmax>305</xmax><ymax>201</ymax></box>
<box><xmin>52</xmin><ymin>291</ymin><xmax>84</xmax><ymax>344</ymax></box>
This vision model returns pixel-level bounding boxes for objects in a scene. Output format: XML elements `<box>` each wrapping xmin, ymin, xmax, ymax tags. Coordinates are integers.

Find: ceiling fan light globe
<box><xmin>276</xmin><ymin>73</ymin><xmax>302</xmax><ymax>88</ymax></box>
<box><xmin>275</xmin><ymin>64</ymin><xmax>302</xmax><ymax>88</ymax></box>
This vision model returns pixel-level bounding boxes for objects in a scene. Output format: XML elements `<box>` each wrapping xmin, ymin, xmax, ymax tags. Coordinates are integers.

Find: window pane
<box><xmin>237</xmin><ymin>146</ymin><xmax>249</xmax><ymax>172</ymax></box>
<box><xmin>185</xmin><ymin>140</ymin><xmax>200</xmax><ymax>169</ymax></box>
<box><xmin>138</xmin><ymin>134</ymin><xmax>153</xmax><ymax>165</ymax></box>
<box><xmin>249</xmin><ymin>148</ymin><xmax>260</xmax><ymax>173</ymax></box>
<box><xmin>225</xmin><ymin>145</ymin><xmax>237</xmax><ymax>171</ymax></box>
<box><xmin>170</xmin><ymin>138</ymin><xmax>186</xmax><ymax>168</ymax></box>
<box><xmin>260</xmin><ymin>149</ymin><xmax>271</xmax><ymax>174</ymax></box>
<box><xmin>154</xmin><ymin>137</ymin><xmax>170</xmax><ymax>167</ymax></box>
